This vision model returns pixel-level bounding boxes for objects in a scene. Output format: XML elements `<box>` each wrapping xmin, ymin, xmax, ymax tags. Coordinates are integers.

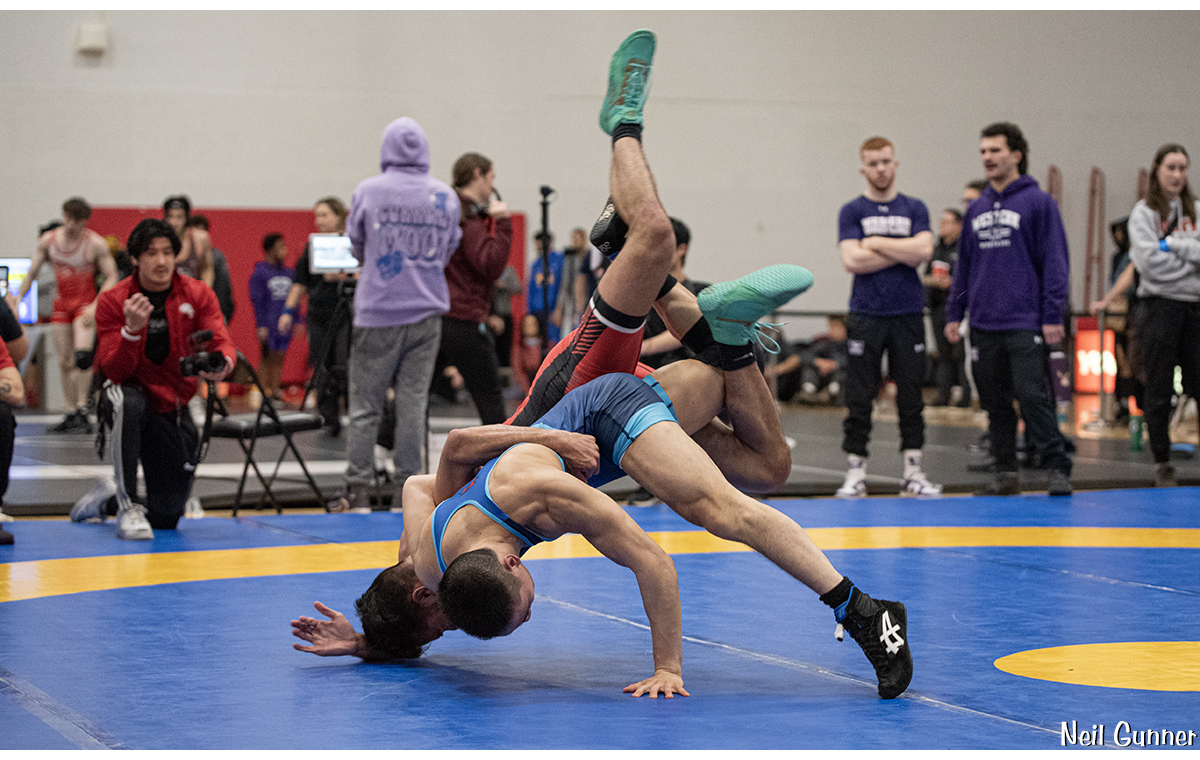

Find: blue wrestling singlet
<box><xmin>430</xmin><ymin>446</ymin><xmax>552</xmax><ymax>573</ymax></box>
<box><xmin>531</xmin><ymin>372</ymin><xmax>677</xmax><ymax>487</ymax></box>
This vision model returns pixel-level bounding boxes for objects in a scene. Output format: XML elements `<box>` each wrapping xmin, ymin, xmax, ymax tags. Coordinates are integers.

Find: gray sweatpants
<box><xmin>344</xmin><ymin>315</ymin><xmax>441</xmax><ymax>495</ymax></box>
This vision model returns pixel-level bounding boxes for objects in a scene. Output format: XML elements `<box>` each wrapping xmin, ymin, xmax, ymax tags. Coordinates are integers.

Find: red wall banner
<box><xmin>83</xmin><ymin>207</ymin><xmax>528</xmax><ymax>388</ymax></box>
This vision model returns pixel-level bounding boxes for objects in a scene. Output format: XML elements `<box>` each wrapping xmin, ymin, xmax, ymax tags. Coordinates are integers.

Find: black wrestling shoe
<box><xmin>837</xmin><ymin>590</ymin><xmax>912</xmax><ymax>699</ymax></box>
<box><xmin>590</xmin><ymin>196</ymin><xmax>629</xmax><ymax>260</ymax></box>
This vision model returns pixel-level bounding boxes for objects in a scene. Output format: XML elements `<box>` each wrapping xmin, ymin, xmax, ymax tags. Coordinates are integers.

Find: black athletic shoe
<box><xmin>589</xmin><ymin>196</ymin><xmax>628</xmax><ymax>260</ymax></box>
<box><xmin>0</xmin><ymin>525</ymin><xmax>12</xmax><ymax>545</ymax></box>
<box><xmin>838</xmin><ymin>590</ymin><xmax>912</xmax><ymax>699</ymax></box>
<box><xmin>47</xmin><ymin>411</ymin><xmax>82</xmax><ymax>433</ymax></box>
<box><xmin>1047</xmin><ymin>470</ymin><xmax>1073</xmax><ymax>496</ymax></box>
<box><xmin>975</xmin><ymin>471</ymin><xmax>1020</xmax><ymax>496</ymax></box>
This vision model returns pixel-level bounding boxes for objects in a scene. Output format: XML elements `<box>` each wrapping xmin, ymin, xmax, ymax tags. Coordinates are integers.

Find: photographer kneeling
<box><xmin>70</xmin><ymin>219</ymin><xmax>234</xmax><ymax>540</ymax></box>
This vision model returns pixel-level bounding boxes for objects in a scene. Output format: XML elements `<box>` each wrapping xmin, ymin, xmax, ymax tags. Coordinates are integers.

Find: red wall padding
<box><xmin>86</xmin><ymin>207</ymin><xmax>528</xmax><ymax>387</ymax></box>
<box><xmin>89</xmin><ymin>206</ymin><xmax>315</xmax><ymax>385</ymax></box>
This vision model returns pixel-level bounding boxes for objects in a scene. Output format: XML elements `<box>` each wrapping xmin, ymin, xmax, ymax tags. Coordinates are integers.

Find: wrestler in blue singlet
<box><xmin>430</xmin><ymin>449</ymin><xmax>551</xmax><ymax>573</ymax></box>
<box><xmin>531</xmin><ymin>372</ymin><xmax>676</xmax><ymax>488</ymax></box>
<box><xmin>430</xmin><ymin>372</ymin><xmax>677</xmax><ymax>569</ymax></box>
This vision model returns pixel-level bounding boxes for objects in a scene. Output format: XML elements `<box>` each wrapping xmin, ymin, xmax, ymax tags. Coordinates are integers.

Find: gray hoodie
<box><xmin>346</xmin><ymin>117</ymin><xmax>463</xmax><ymax>328</ymax></box>
<box><xmin>1127</xmin><ymin>197</ymin><xmax>1200</xmax><ymax>302</ymax></box>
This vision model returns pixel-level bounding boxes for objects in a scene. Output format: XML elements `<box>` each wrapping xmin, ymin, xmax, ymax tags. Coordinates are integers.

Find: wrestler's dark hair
<box><xmin>1145</xmin><ymin>143</ymin><xmax>1195</xmax><ymax>224</ymax></box>
<box><xmin>354</xmin><ymin>562</ymin><xmax>431</xmax><ymax>661</ymax></box>
<box><xmin>62</xmin><ymin>197</ymin><xmax>92</xmax><ymax>222</ymax></box>
<box><xmin>438</xmin><ymin>548</ymin><xmax>519</xmax><ymax>640</ymax></box>
<box><xmin>670</xmin><ymin>217</ymin><xmax>690</xmax><ymax>248</ymax></box>
<box><xmin>315</xmin><ymin>196</ymin><xmax>348</xmax><ymax>232</ymax></box>
<box><xmin>452</xmin><ymin>152</ymin><xmax>492</xmax><ymax>189</ymax></box>
<box><xmin>943</xmin><ymin>208</ymin><xmax>963</xmax><ymax>223</ymax></box>
<box><xmin>186</xmin><ymin>214</ymin><xmax>210</xmax><ymax>231</ymax></box>
<box><xmin>980</xmin><ymin>122</ymin><xmax>1028</xmax><ymax>175</ymax></box>
<box><xmin>127</xmin><ymin>218</ymin><xmax>181</xmax><ymax>259</ymax></box>
<box><xmin>162</xmin><ymin>195</ymin><xmax>191</xmax><ymax>219</ymax></box>
<box><xmin>262</xmin><ymin>233</ymin><xmax>285</xmax><ymax>254</ymax></box>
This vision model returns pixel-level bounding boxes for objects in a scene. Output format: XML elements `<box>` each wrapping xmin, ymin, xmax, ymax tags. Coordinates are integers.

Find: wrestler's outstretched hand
<box><xmin>291</xmin><ymin>601</ymin><xmax>363</xmax><ymax>657</ymax></box>
<box><xmin>623</xmin><ymin>669</ymin><xmax>690</xmax><ymax>699</ymax></box>
<box><xmin>553</xmin><ymin>431</ymin><xmax>600</xmax><ymax>482</ymax></box>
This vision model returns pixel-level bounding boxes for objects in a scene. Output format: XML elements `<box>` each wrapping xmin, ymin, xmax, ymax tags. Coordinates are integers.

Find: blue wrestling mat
<box><xmin>2</xmin><ymin>488</ymin><xmax>1199</xmax><ymax>750</ymax></box>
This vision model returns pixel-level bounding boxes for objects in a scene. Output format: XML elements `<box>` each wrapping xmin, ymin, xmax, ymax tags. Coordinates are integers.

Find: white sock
<box><xmin>903</xmin><ymin>449</ymin><xmax>922</xmax><ymax>479</ymax></box>
<box><xmin>847</xmin><ymin>454</ymin><xmax>866</xmax><ymax>478</ymax></box>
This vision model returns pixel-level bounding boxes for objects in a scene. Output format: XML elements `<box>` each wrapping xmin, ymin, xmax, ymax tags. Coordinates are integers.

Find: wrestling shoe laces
<box><xmin>750</xmin><ymin>321</ymin><xmax>783</xmax><ymax>354</ymax></box>
<box><xmin>697</xmin><ymin>264</ymin><xmax>814</xmax><ymax>347</ymax></box>
<box><xmin>599</xmin><ymin>29</ymin><xmax>656</xmax><ymax>135</ymax></box>
<box><xmin>834</xmin><ymin>589</ymin><xmax>913</xmax><ymax>699</ymax></box>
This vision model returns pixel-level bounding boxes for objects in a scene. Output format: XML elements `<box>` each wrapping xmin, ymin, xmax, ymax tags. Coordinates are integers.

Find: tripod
<box><xmin>306</xmin><ymin>278</ymin><xmax>432</xmax><ymax>511</ymax></box>
<box><xmin>304</xmin><ymin>278</ymin><xmax>355</xmax><ymax>430</ymax></box>
<box><xmin>535</xmin><ymin>185</ymin><xmax>555</xmax><ymax>349</ymax></box>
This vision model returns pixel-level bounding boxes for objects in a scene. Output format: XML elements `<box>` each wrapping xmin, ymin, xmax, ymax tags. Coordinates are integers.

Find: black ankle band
<box><xmin>592</xmin><ymin>291</ymin><xmax>648</xmax><ymax>330</ymax></box>
<box><xmin>656</xmin><ymin>274</ymin><xmax>678</xmax><ymax>301</ymax></box>
<box><xmin>819</xmin><ymin>576</ymin><xmax>854</xmax><ymax>610</ymax></box>
<box><xmin>680</xmin><ymin>318</ymin><xmax>715</xmax><ymax>355</ymax></box>
<box><xmin>719</xmin><ymin>342</ymin><xmax>756</xmax><ymax>372</ymax></box>
<box><xmin>612</xmin><ymin>123</ymin><xmax>643</xmax><ymax>144</ymax></box>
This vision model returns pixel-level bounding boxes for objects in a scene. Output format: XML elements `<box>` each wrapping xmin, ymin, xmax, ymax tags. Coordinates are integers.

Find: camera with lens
<box><xmin>180</xmin><ymin>351</ymin><xmax>226</xmax><ymax>377</ymax></box>
<box><xmin>179</xmin><ymin>330</ymin><xmax>226</xmax><ymax>377</ymax></box>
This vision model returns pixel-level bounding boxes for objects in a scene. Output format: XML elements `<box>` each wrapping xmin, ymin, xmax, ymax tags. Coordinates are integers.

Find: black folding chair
<box><xmin>201</xmin><ymin>351</ymin><xmax>326</xmax><ymax>515</ymax></box>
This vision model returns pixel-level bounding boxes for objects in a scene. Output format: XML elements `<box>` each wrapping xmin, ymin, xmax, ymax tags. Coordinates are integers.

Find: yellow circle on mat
<box><xmin>995</xmin><ymin>642</ymin><xmax>1200</xmax><ymax>692</ymax></box>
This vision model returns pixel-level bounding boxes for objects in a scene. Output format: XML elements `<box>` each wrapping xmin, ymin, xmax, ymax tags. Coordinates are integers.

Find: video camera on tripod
<box><xmin>179</xmin><ymin>330</ymin><xmax>226</xmax><ymax>377</ymax></box>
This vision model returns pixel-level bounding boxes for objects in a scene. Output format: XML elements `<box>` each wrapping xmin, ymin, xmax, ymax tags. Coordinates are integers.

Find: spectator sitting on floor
<box><xmin>765</xmin><ymin>315</ymin><xmax>848</xmax><ymax>405</ymax></box>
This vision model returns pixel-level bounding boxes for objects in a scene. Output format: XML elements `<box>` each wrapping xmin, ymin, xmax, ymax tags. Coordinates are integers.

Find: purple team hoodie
<box><xmin>346</xmin><ymin>117</ymin><xmax>463</xmax><ymax>328</ymax></box>
<box><xmin>946</xmin><ymin>174</ymin><xmax>1070</xmax><ymax>331</ymax></box>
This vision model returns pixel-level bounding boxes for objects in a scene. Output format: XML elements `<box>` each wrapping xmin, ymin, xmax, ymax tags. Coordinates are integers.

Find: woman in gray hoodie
<box><xmin>1127</xmin><ymin>143</ymin><xmax>1200</xmax><ymax>487</ymax></box>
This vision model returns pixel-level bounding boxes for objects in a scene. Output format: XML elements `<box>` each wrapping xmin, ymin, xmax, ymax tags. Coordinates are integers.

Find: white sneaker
<box><xmin>836</xmin><ymin>471</ymin><xmax>867</xmax><ymax>499</ymax></box>
<box><xmin>116</xmin><ymin>505</ymin><xmax>154</xmax><ymax>540</ymax></box>
<box><xmin>901</xmin><ymin>471</ymin><xmax>943</xmax><ymax>498</ymax></box>
<box><xmin>71</xmin><ymin>478</ymin><xmax>117</xmax><ymax>523</ymax></box>
<box><xmin>184</xmin><ymin>497</ymin><xmax>205</xmax><ymax>519</ymax></box>
<box><xmin>0</xmin><ymin>508</ymin><xmax>12</xmax><ymax>523</ymax></box>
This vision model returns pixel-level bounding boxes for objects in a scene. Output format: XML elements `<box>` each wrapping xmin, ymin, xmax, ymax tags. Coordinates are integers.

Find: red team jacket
<box><xmin>96</xmin><ymin>273</ymin><xmax>236</xmax><ymax>414</ymax></box>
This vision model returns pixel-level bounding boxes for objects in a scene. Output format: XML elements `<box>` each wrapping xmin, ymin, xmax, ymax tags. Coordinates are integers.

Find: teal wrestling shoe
<box><xmin>697</xmin><ymin>264</ymin><xmax>814</xmax><ymax>346</ymax></box>
<box><xmin>599</xmin><ymin>29</ymin><xmax>655</xmax><ymax>135</ymax></box>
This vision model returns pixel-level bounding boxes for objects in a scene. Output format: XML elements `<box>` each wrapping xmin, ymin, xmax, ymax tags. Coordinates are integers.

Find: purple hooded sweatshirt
<box><xmin>346</xmin><ymin>117</ymin><xmax>463</xmax><ymax>328</ymax></box>
<box><xmin>946</xmin><ymin>174</ymin><xmax>1070</xmax><ymax>331</ymax></box>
